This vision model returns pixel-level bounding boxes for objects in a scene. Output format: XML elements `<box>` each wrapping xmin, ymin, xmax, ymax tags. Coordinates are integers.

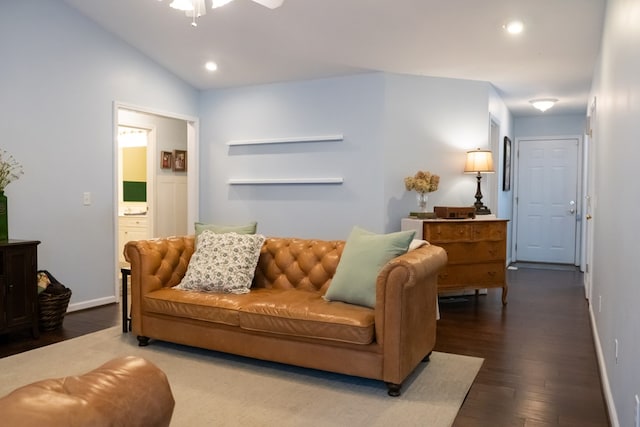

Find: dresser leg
<box><xmin>502</xmin><ymin>285</ymin><xmax>508</xmax><ymax>305</ymax></box>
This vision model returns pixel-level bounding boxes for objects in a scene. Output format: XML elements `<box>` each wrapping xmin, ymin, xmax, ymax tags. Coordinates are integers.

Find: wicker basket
<box><xmin>38</xmin><ymin>289</ymin><xmax>72</xmax><ymax>331</ymax></box>
<box><xmin>37</xmin><ymin>270</ymin><xmax>72</xmax><ymax>331</ymax></box>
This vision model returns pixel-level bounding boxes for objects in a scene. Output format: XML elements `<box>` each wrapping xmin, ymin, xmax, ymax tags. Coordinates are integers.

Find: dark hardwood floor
<box><xmin>0</xmin><ymin>265</ymin><xmax>609</xmax><ymax>426</ymax></box>
<box><xmin>435</xmin><ymin>265</ymin><xmax>610</xmax><ymax>426</ymax></box>
<box><xmin>0</xmin><ymin>303</ymin><xmax>120</xmax><ymax>359</ymax></box>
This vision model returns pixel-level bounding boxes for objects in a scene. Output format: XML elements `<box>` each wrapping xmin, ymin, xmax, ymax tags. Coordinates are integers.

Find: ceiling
<box><xmin>63</xmin><ymin>0</ymin><xmax>606</xmax><ymax>117</ymax></box>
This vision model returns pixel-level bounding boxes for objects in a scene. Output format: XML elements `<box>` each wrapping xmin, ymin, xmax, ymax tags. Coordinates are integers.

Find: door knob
<box><xmin>586</xmin><ymin>214</ymin><xmax>593</xmax><ymax>220</ymax></box>
<box><xmin>569</xmin><ymin>200</ymin><xmax>576</xmax><ymax>214</ymax></box>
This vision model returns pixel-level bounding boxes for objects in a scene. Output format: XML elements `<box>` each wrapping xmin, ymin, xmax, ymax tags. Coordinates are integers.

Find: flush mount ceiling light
<box><xmin>503</xmin><ymin>20</ymin><xmax>524</xmax><ymax>34</ymax></box>
<box><xmin>166</xmin><ymin>0</ymin><xmax>284</xmax><ymax>26</ymax></box>
<box><xmin>530</xmin><ymin>98</ymin><xmax>558</xmax><ymax>112</ymax></box>
<box><xmin>205</xmin><ymin>61</ymin><xmax>218</xmax><ymax>72</ymax></box>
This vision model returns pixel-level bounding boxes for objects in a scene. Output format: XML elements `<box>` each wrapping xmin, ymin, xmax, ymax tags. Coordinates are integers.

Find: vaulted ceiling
<box><xmin>63</xmin><ymin>0</ymin><xmax>606</xmax><ymax>117</ymax></box>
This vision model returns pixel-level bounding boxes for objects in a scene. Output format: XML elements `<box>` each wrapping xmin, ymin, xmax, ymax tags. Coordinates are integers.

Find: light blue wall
<box><xmin>199</xmin><ymin>72</ymin><xmax>497</xmax><ymax>238</ymax></box>
<box><xmin>588</xmin><ymin>0</ymin><xmax>640</xmax><ymax>425</ymax></box>
<box><xmin>382</xmin><ymin>74</ymin><xmax>495</xmax><ymax>232</ymax></box>
<box><xmin>489</xmin><ymin>86</ymin><xmax>515</xmax><ymax>261</ymax></box>
<box><xmin>514</xmin><ymin>114</ymin><xmax>586</xmax><ymax>137</ymax></box>
<box><xmin>198</xmin><ymin>74</ymin><xmax>386</xmax><ymax>239</ymax></box>
<box><xmin>0</xmin><ymin>0</ymin><xmax>198</xmax><ymax>309</ymax></box>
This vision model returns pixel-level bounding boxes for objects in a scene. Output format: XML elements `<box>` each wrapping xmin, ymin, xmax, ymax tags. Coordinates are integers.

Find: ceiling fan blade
<box><xmin>251</xmin><ymin>0</ymin><xmax>285</xmax><ymax>9</ymax></box>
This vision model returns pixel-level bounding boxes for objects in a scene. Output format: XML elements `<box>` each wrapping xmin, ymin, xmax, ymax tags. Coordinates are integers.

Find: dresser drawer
<box><xmin>424</xmin><ymin>221</ymin><xmax>505</xmax><ymax>243</ymax></box>
<box><xmin>437</xmin><ymin>263</ymin><xmax>506</xmax><ymax>287</ymax></box>
<box><xmin>442</xmin><ymin>241</ymin><xmax>506</xmax><ymax>264</ymax></box>
<box><xmin>423</xmin><ymin>222</ymin><xmax>472</xmax><ymax>242</ymax></box>
<box><xmin>470</xmin><ymin>222</ymin><xmax>506</xmax><ymax>241</ymax></box>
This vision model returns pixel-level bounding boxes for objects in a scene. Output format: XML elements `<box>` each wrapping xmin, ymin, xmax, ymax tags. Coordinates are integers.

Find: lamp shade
<box><xmin>464</xmin><ymin>149</ymin><xmax>495</xmax><ymax>173</ymax></box>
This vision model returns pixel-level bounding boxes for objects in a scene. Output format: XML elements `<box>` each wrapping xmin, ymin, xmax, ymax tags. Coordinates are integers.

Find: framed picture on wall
<box><xmin>173</xmin><ymin>150</ymin><xmax>187</xmax><ymax>172</ymax></box>
<box><xmin>160</xmin><ymin>151</ymin><xmax>173</xmax><ymax>169</ymax></box>
<box><xmin>503</xmin><ymin>136</ymin><xmax>512</xmax><ymax>191</ymax></box>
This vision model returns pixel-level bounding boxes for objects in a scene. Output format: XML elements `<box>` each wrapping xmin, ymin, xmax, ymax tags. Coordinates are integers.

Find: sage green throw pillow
<box><xmin>195</xmin><ymin>221</ymin><xmax>257</xmax><ymax>236</ymax></box>
<box><xmin>194</xmin><ymin>221</ymin><xmax>258</xmax><ymax>248</ymax></box>
<box><xmin>324</xmin><ymin>226</ymin><xmax>416</xmax><ymax>308</ymax></box>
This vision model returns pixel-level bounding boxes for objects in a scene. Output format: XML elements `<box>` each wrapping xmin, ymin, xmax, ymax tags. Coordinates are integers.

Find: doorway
<box><xmin>117</xmin><ymin>125</ymin><xmax>153</xmax><ymax>265</ymax></box>
<box><xmin>113</xmin><ymin>103</ymin><xmax>199</xmax><ymax>301</ymax></box>
<box><xmin>514</xmin><ymin>137</ymin><xmax>581</xmax><ymax>264</ymax></box>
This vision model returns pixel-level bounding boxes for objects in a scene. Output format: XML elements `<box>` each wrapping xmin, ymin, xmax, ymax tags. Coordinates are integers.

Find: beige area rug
<box><xmin>0</xmin><ymin>327</ymin><xmax>483</xmax><ymax>427</ymax></box>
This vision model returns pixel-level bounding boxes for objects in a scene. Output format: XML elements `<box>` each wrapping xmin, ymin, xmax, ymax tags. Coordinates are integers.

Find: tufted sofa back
<box><xmin>253</xmin><ymin>237</ymin><xmax>345</xmax><ymax>294</ymax></box>
<box><xmin>126</xmin><ymin>236</ymin><xmax>346</xmax><ymax>295</ymax></box>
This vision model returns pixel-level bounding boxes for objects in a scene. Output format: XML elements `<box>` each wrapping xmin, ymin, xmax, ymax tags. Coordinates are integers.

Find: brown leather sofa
<box><xmin>125</xmin><ymin>236</ymin><xmax>447</xmax><ymax>396</ymax></box>
<box><xmin>0</xmin><ymin>356</ymin><xmax>174</xmax><ymax>427</ymax></box>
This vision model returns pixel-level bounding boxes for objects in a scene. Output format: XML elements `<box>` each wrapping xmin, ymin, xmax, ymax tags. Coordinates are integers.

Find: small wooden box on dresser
<box><xmin>401</xmin><ymin>218</ymin><xmax>508</xmax><ymax>305</ymax></box>
<box><xmin>0</xmin><ymin>240</ymin><xmax>40</xmax><ymax>337</ymax></box>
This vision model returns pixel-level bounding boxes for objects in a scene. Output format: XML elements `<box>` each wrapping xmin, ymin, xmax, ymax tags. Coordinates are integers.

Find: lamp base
<box><xmin>475</xmin><ymin>206</ymin><xmax>492</xmax><ymax>215</ymax></box>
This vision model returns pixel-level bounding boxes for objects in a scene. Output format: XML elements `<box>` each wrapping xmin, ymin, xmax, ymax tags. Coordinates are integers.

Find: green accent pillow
<box><xmin>195</xmin><ymin>221</ymin><xmax>257</xmax><ymax>236</ymax></box>
<box><xmin>324</xmin><ymin>226</ymin><xmax>416</xmax><ymax>308</ymax></box>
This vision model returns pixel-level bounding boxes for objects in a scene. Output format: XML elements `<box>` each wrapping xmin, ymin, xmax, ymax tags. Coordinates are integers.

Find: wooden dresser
<box><xmin>401</xmin><ymin>218</ymin><xmax>508</xmax><ymax>304</ymax></box>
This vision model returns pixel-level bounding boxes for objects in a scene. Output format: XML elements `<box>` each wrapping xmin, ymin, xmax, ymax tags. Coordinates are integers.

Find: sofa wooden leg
<box><xmin>386</xmin><ymin>382</ymin><xmax>402</xmax><ymax>397</ymax></box>
<box><xmin>422</xmin><ymin>351</ymin><xmax>432</xmax><ymax>362</ymax></box>
<box><xmin>137</xmin><ymin>336</ymin><xmax>150</xmax><ymax>347</ymax></box>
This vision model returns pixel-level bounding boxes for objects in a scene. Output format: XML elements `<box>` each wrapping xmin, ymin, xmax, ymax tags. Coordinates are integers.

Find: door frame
<box><xmin>112</xmin><ymin>101</ymin><xmax>199</xmax><ymax>302</ymax></box>
<box><xmin>583</xmin><ymin>97</ymin><xmax>597</xmax><ymax>300</ymax></box>
<box><xmin>511</xmin><ymin>134</ymin><xmax>584</xmax><ymax>265</ymax></box>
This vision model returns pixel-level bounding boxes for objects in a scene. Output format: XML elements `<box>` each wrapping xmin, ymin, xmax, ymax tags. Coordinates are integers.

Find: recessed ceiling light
<box><xmin>504</xmin><ymin>20</ymin><xmax>524</xmax><ymax>35</ymax></box>
<box><xmin>205</xmin><ymin>61</ymin><xmax>218</xmax><ymax>72</ymax></box>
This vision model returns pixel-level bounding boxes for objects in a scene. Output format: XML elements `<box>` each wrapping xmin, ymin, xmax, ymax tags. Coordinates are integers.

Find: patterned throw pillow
<box><xmin>176</xmin><ymin>230</ymin><xmax>266</xmax><ymax>294</ymax></box>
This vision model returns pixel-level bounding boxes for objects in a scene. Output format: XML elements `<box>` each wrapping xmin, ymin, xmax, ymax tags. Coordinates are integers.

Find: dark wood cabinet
<box><xmin>0</xmin><ymin>240</ymin><xmax>40</xmax><ymax>337</ymax></box>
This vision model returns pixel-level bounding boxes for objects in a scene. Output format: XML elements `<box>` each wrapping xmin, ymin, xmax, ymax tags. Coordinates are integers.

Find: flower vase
<box><xmin>0</xmin><ymin>191</ymin><xmax>7</xmax><ymax>241</ymax></box>
<box><xmin>416</xmin><ymin>192</ymin><xmax>428</xmax><ymax>212</ymax></box>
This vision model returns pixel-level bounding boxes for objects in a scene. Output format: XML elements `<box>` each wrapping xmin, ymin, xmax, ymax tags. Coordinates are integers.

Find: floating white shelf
<box><xmin>228</xmin><ymin>178</ymin><xmax>343</xmax><ymax>185</ymax></box>
<box><xmin>226</xmin><ymin>134</ymin><xmax>343</xmax><ymax>146</ymax></box>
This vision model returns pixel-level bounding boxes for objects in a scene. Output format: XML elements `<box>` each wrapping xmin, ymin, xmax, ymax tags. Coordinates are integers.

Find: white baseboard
<box><xmin>67</xmin><ymin>296</ymin><xmax>117</xmax><ymax>313</ymax></box>
<box><xmin>590</xmin><ymin>302</ymin><xmax>619</xmax><ymax>427</ymax></box>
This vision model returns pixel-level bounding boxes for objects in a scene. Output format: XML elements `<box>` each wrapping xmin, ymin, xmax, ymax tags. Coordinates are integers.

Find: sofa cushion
<box><xmin>144</xmin><ymin>288</ymin><xmax>246</xmax><ymax>326</ymax></box>
<box><xmin>176</xmin><ymin>231</ymin><xmax>265</xmax><ymax>294</ymax></box>
<box><xmin>324</xmin><ymin>226</ymin><xmax>415</xmax><ymax>308</ymax></box>
<box><xmin>239</xmin><ymin>289</ymin><xmax>375</xmax><ymax>345</ymax></box>
<box><xmin>144</xmin><ymin>288</ymin><xmax>374</xmax><ymax>345</ymax></box>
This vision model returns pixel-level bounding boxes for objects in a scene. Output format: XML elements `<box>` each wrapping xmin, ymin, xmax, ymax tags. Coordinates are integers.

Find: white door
<box><xmin>515</xmin><ymin>138</ymin><xmax>580</xmax><ymax>264</ymax></box>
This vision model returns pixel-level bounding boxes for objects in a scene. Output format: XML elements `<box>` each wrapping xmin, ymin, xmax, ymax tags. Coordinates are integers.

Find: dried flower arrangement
<box><xmin>404</xmin><ymin>170</ymin><xmax>440</xmax><ymax>194</ymax></box>
<box><xmin>0</xmin><ymin>150</ymin><xmax>23</xmax><ymax>192</ymax></box>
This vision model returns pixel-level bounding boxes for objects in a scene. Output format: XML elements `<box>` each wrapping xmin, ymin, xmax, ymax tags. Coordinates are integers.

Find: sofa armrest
<box><xmin>124</xmin><ymin>236</ymin><xmax>195</xmax><ymax>334</ymax></box>
<box><xmin>374</xmin><ymin>244</ymin><xmax>447</xmax><ymax>384</ymax></box>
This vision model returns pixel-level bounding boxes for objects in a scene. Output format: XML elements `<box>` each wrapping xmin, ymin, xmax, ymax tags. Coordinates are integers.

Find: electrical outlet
<box><xmin>83</xmin><ymin>192</ymin><xmax>91</xmax><ymax>206</ymax></box>
<box><xmin>614</xmin><ymin>339</ymin><xmax>619</xmax><ymax>364</ymax></box>
<box><xmin>635</xmin><ymin>395</ymin><xmax>640</xmax><ymax>427</ymax></box>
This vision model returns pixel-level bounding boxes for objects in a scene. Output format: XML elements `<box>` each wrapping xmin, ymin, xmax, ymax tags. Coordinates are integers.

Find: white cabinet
<box><xmin>118</xmin><ymin>216</ymin><xmax>149</xmax><ymax>264</ymax></box>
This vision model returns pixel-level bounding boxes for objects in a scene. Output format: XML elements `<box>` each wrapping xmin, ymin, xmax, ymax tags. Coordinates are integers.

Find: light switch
<box><xmin>83</xmin><ymin>192</ymin><xmax>91</xmax><ymax>206</ymax></box>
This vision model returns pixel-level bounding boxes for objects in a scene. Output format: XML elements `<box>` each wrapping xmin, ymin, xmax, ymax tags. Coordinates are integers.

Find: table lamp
<box><xmin>464</xmin><ymin>148</ymin><xmax>495</xmax><ymax>215</ymax></box>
